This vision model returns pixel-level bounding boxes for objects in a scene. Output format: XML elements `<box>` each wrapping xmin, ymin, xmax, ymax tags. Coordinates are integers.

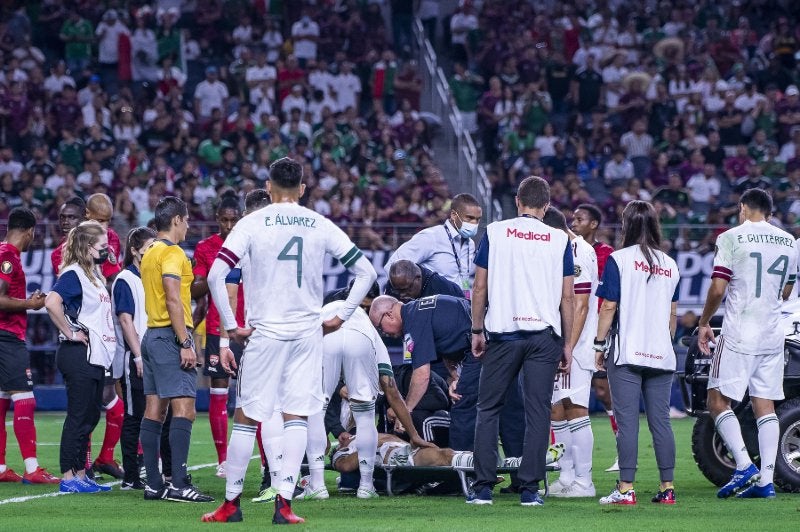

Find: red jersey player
<box><xmin>0</xmin><ymin>208</ymin><xmax>59</xmax><ymax>483</ymax></box>
<box><xmin>191</xmin><ymin>195</ymin><xmax>246</xmax><ymax>476</ymax></box>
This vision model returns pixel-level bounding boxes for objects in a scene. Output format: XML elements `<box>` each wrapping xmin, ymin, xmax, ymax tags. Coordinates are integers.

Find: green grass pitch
<box><xmin>0</xmin><ymin>413</ymin><xmax>797</xmax><ymax>530</ymax></box>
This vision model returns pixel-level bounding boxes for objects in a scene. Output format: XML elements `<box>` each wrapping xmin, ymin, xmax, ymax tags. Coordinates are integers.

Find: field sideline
<box><xmin>0</xmin><ymin>413</ymin><xmax>796</xmax><ymax>530</ymax></box>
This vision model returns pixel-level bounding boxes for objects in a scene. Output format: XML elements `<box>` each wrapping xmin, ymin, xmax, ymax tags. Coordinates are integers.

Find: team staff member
<box><xmin>543</xmin><ymin>208</ymin><xmax>599</xmax><ymax>498</ymax></box>
<box><xmin>572</xmin><ymin>202</ymin><xmax>618</xmax><ymax>472</ymax></box>
<box><xmin>698</xmin><ymin>189</ymin><xmax>797</xmax><ymax>499</ymax></box>
<box><xmin>386</xmin><ymin>193</ymin><xmax>482</xmax><ymax>298</ymax></box>
<box><xmin>0</xmin><ymin>208</ymin><xmax>58</xmax><ymax>484</ymax></box>
<box><xmin>191</xmin><ymin>194</ymin><xmax>245</xmax><ymax>476</ymax></box>
<box><xmin>594</xmin><ymin>201</ymin><xmax>680</xmax><ymax>506</ymax></box>
<box><xmin>113</xmin><ymin>227</ymin><xmax>156</xmax><ymax>490</ymax></box>
<box><xmin>385</xmin><ymin>260</ymin><xmax>464</xmax><ymax>302</ymax></box>
<box><xmin>469</xmin><ymin>176</ymin><xmax>575</xmax><ymax>507</ymax></box>
<box><xmin>139</xmin><ymin>197</ymin><xmax>213</xmax><ymax>503</ymax></box>
<box><xmin>45</xmin><ymin>222</ymin><xmax>117</xmax><ymax>493</ymax></box>
<box><xmin>50</xmin><ymin>197</ymin><xmax>86</xmax><ymax>274</ymax></box>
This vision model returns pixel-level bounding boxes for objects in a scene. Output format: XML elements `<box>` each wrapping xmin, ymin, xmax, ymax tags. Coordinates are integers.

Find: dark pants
<box><xmin>120</xmin><ymin>352</ymin><xmax>144</xmax><ymax>483</ymax></box>
<box><xmin>473</xmin><ymin>331</ymin><xmax>562</xmax><ymax>493</ymax></box>
<box><xmin>57</xmin><ymin>341</ymin><xmax>105</xmax><ymax>474</ymax></box>
<box><xmin>450</xmin><ymin>353</ymin><xmax>525</xmax><ymax>457</ymax></box>
<box><xmin>607</xmin><ymin>362</ymin><xmax>675</xmax><ymax>483</ymax></box>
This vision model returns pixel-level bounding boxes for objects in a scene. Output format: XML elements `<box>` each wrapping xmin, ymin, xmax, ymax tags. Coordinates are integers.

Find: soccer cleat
<box><xmin>466</xmin><ymin>486</ymin><xmax>493</xmax><ymax>505</ymax></box>
<box><xmin>546</xmin><ymin>443</ymin><xmax>565</xmax><ymax>465</ymax></box>
<box><xmin>166</xmin><ymin>483</ymin><xmax>215</xmax><ymax>503</ymax></box>
<box><xmin>93</xmin><ymin>459</ymin><xmax>124</xmax><ymax>479</ymax></box>
<box><xmin>652</xmin><ymin>487</ymin><xmax>676</xmax><ymax>504</ymax></box>
<box><xmin>451</xmin><ymin>451</ymin><xmax>474</xmax><ymax>469</ymax></box>
<box><xmin>295</xmin><ymin>475</ymin><xmax>329</xmax><ymax>500</ymax></box>
<box><xmin>84</xmin><ymin>476</ymin><xmax>112</xmax><ymax>492</ymax></box>
<box><xmin>59</xmin><ymin>477</ymin><xmax>102</xmax><ymax>493</ymax></box>
<box><xmin>22</xmin><ymin>466</ymin><xmax>60</xmax><ymax>484</ymax></box>
<box><xmin>202</xmin><ymin>498</ymin><xmax>244</xmax><ymax>522</ymax></box>
<box><xmin>120</xmin><ymin>479</ymin><xmax>146</xmax><ymax>490</ymax></box>
<box><xmin>599</xmin><ymin>484</ymin><xmax>637</xmax><ymax>505</ymax></box>
<box><xmin>502</xmin><ymin>456</ymin><xmax>522</xmax><ymax>468</ymax></box>
<box><xmin>717</xmin><ymin>464</ymin><xmax>760</xmax><ymax>499</ymax></box>
<box><xmin>357</xmin><ymin>487</ymin><xmax>379</xmax><ymax>499</ymax></box>
<box><xmin>550</xmin><ymin>480</ymin><xmax>596</xmax><ymax>498</ymax></box>
<box><xmin>273</xmin><ymin>495</ymin><xmax>305</xmax><ymax>525</ymax></box>
<box><xmin>144</xmin><ymin>484</ymin><xmax>169</xmax><ymax>501</ymax></box>
<box><xmin>252</xmin><ymin>486</ymin><xmax>279</xmax><ymax>503</ymax></box>
<box><xmin>215</xmin><ymin>461</ymin><xmax>226</xmax><ymax>479</ymax></box>
<box><xmin>0</xmin><ymin>468</ymin><xmax>23</xmax><ymax>482</ymax></box>
<box><xmin>605</xmin><ymin>457</ymin><xmax>620</xmax><ymax>472</ymax></box>
<box><xmin>735</xmin><ymin>482</ymin><xmax>776</xmax><ymax>499</ymax></box>
<box><xmin>520</xmin><ymin>489</ymin><xmax>545</xmax><ymax>506</ymax></box>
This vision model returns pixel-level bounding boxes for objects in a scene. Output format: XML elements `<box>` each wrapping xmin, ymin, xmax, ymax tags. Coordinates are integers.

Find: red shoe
<box><xmin>201</xmin><ymin>498</ymin><xmax>243</xmax><ymax>523</ymax></box>
<box><xmin>22</xmin><ymin>467</ymin><xmax>61</xmax><ymax>484</ymax></box>
<box><xmin>0</xmin><ymin>468</ymin><xmax>23</xmax><ymax>482</ymax></box>
<box><xmin>272</xmin><ymin>495</ymin><xmax>305</xmax><ymax>525</ymax></box>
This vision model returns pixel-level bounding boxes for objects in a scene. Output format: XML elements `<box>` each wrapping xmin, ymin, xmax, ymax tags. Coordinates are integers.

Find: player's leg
<box><xmin>94</xmin><ymin>380</ymin><xmax>124</xmax><ymax>478</ymax></box>
<box><xmin>204</xmin><ymin>334</ymin><xmax>230</xmax><ymax>472</ymax></box>
<box><xmin>564</xmin><ymin>366</ymin><xmax>595</xmax><ymax>495</ymax></box>
<box><xmin>551</xmin><ymin>379</ymin><xmax>574</xmax><ymax>489</ymax></box>
<box><xmin>302</xmin><ymin>410</ymin><xmax>329</xmax><ymax>497</ymax></box>
<box><xmin>592</xmin><ymin>372</ymin><xmax>618</xmax><ymax>471</ymax></box>
<box><xmin>253</xmin><ymin>410</ymin><xmax>284</xmax><ymax>502</ymax></box>
<box><xmin>641</xmin><ymin>369</ymin><xmax>676</xmax><ymax>503</ymax></box>
<box><xmin>413</xmin><ymin>446</ymin><xmax>456</xmax><ymax>466</ymax></box>
<box><xmin>120</xmin><ymin>353</ymin><xmax>146</xmax><ymax>489</ymax></box>
<box><xmin>0</xmin><ymin>389</ymin><xmax>14</xmax><ymax>481</ymax></box>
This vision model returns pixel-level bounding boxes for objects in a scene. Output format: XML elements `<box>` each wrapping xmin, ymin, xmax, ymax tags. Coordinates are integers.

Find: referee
<box><xmin>468</xmin><ymin>176</ymin><xmax>575</xmax><ymax>507</ymax></box>
<box><xmin>139</xmin><ymin>197</ymin><xmax>212</xmax><ymax>503</ymax></box>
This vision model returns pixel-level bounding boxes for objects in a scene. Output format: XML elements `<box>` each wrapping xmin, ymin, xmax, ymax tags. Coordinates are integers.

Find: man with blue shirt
<box><xmin>469</xmin><ymin>175</ymin><xmax>575</xmax><ymax>507</ymax></box>
<box><xmin>385</xmin><ymin>260</ymin><xmax>464</xmax><ymax>302</ymax></box>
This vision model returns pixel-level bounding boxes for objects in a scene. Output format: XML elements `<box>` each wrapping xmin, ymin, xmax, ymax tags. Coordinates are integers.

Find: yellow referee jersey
<box><xmin>141</xmin><ymin>238</ymin><xmax>193</xmax><ymax>329</ymax></box>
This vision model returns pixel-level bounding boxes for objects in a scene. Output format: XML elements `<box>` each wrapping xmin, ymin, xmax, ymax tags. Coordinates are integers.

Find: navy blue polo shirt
<box><xmin>400</xmin><ymin>294</ymin><xmax>472</xmax><ymax>368</ymax></box>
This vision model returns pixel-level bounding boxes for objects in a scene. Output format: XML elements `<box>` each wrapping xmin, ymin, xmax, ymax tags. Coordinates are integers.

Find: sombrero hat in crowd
<box><xmin>622</xmin><ymin>71</ymin><xmax>652</xmax><ymax>91</ymax></box>
<box><xmin>653</xmin><ymin>37</ymin><xmax>685</xmax><ymax>62</ymax></box>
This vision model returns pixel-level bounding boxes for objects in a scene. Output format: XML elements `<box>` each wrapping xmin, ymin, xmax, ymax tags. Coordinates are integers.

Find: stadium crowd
<box><xmin>446</xmin><ymin>0</ymin><xmax>800</xmax><ymax>251</ymax></box>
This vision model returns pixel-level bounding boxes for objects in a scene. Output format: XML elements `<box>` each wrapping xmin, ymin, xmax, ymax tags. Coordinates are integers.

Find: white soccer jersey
<box><xmin>217</xmin><ymin>202</ymin><xmax>366</xmax><ymax>340</ymax></box>
<box><xmin>572</xmin><ymin>236</ymin><xmax>599</xmax><ymax>370</ymax></box>
<box><xmin>713</xmin><ymin>220</ymin><xmax>798</xmax><ymax>355</ymax></box>
<box><xmin>321</xmin><ymin>301</ymin><xmax>392</xmax><ymax>375</ymax></box>
<box><xmin>476</xmin><ymin>216</ymin><xmax>572</xmax><ymax>336</ymax></box>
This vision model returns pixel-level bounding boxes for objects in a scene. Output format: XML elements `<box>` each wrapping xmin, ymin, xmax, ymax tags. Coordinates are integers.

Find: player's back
<box><xmin>716</xmin><ymin>220</ymin><xmax>798</xmax><ymax>355</ymax></box>
<box><xmin>229</xmin><ymin>202</ymin><xmax>357</xmax><ymax>340</ymax></box>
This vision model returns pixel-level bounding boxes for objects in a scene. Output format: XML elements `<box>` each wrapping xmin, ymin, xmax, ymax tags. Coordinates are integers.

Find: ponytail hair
<box><xmin>61</xmin><ymin>221</ymin><xmax>106</xmax><ymax>286</ymax></box>
<box><xmin>621</xmin><ymin>200</ymin><xmax>663</xmax><ymax>280</ymax></box>
<box><xmin>124</xmin><ymin>226</ymin><xmax>157</xmax><ymax>268</ymax></box>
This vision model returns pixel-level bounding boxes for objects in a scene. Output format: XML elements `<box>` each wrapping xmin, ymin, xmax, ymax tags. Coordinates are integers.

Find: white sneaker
<box><xmin>357</xmin><ymin>487</ymin><xmax>379</xmax><ymax>499</ymax></box>
<box><xmin>547</xmin><ymin>478</ymin><xmax>571</xmax><ymax>494</ymax></box>
<box><xmin>605</xmin><ymin>457</ymin><xmax>620</xmax><ymax>472</ymax></box>
<box><xmin>215</xmin><ymin>462</ymin><xmax>226</xmax><ymax>479</ymax></box>
<box><xmin>669</xmin><ymin>406</ymin><xmax>687</xmax><ymax>419</ymax></box>
<box><xmin>296</xmin><ymin>476</ymin><xmax>330</xmax><ymax>500</ymax></box>
<box><xmin>551</xmin><ymin>479</ymin><xmax>596</xmax><ymax>498</ymax></box>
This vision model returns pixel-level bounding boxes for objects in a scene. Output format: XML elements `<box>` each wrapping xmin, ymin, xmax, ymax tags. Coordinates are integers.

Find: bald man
<box><xmin>385</xmin><ymin>260</ymin><xmax>464</xmax><ymax>303</ymax></box>
<box><xmin>84</xmin><ymin>194</ymin><xmax>123</xmax><ymax>281</ymax></box>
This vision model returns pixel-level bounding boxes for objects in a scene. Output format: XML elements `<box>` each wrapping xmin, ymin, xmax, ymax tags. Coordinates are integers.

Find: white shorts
<box><xmin>552</xmin><ymin>364</ymin><xmax>593</xmax><ymax>408</ymax></box>
<box><xmin>708</xmin><ymin>334</ymin><xmax>785</xmax><ymax>401</ymax></box>
<box><xmin>378</xmin><ymin>441</ymin><xmax>415</xmax><ymax>467</ymax></box>
<box><xmin>323</xmin><ymin>328</ymin><xmax>380</xmax><ymax>403</ymax></box>
<box><xmin>111</xmin><ymin>348</ymin><xmax>125</xmax><ymax>380</ymax></box>
<box><xmin>236</xmin><ymin>329</ymin><xmax>324</xmax><ymax>420</ymax></box>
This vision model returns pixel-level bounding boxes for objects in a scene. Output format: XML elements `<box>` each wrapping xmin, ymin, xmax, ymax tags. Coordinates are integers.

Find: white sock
<box><xmin>756</xmin><ymin>414</ymin><xmax>779</xmax><ymax>486</ymax></box>
<box><xmin>225</xmin><ymin>424</ymin><xmax>257</xmax><ymax>501</ymax></box>
<box><xmin>305</xmin><ymin>412</ymin><xmax>327</xmax><ymax>491</ymax></box>
<box><xmin>568</xmin><ymin>416</ymin><xmax>594</xmax><ymax>483</ymax></box>
<box><xmin>261</xmin><ymin>411</ymin><xmax>283</xmax><ymax>486</ymax></box>
<box><xmin>278</xmin><ymin>418</ymin><xmax>308</xmax><ymax>500</ymax></box>
<box><xmin>552</xmin><ymin>420</ymin><xmax>574</xmax><ymax>483</ymax></box>
<box><xmin>0</xmin><ymin>465</ymin><xmax>6</xmax><ymax>473</ymax></box>
<box><xmin>714</xmin><ymin>410</ymin><xmax>752</xmax><ymax>470</ymax></box>
<box><xmin>24</xmin><ymin>458</ymin><xmax>39</xmax><ymax>474</ymax></box>
<box><xmin>352</xmin><ymin>400</ymin><xmax>378</xmax><ymax>490</ymax></box>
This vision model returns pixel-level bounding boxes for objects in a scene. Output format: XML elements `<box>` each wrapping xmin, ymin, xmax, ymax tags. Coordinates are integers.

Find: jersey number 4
<box><xmin>278</xmin><ymin>236</ymin><xmax>304</xmax><ymax>288</ymax></box>
<box><xmin>749</xmin><ymin>252</ymin><xmax>789</xmax><ymax>298</ymax></box>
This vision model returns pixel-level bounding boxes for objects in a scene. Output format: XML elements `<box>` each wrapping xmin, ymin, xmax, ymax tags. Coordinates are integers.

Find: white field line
<box><xmin>0</xmin><ymin>455</ymin><xmax>259</xmax><ymax>505</ymax></box>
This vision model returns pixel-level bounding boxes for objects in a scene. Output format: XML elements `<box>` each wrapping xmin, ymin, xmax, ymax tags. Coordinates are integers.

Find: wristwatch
<box><xmin>176</xmin><ymin>335</ymin><xmax>193</xmax><ymax>349</ymax></box>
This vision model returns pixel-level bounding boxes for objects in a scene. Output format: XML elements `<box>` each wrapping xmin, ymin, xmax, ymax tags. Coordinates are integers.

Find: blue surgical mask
<box><xmin>456</xmin><ymin>213</ymin><xmax>478</xmax><ymax>238</ymax></box>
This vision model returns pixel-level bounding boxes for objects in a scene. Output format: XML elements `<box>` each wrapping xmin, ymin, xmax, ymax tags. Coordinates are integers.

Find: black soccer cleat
<box><xmin>166</xmin><ymin>483</ymin><xmax>215</xmax><ymax>503</ymax></box>
<box><xmin>144</xmin><ymin>484</ymin><xmax>169</xmax><ymax>501</ymax></box>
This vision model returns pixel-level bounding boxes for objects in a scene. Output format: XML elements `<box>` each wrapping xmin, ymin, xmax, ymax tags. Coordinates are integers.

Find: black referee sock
<box><xmin>169</xmin><ymin>417</ymin><xmax>194</xmax><ymax>489</ymax></box>
<box><xmin>140</xmin><ymin>418</ymin><xmax>163</xmax><ymax>490</ymax></box>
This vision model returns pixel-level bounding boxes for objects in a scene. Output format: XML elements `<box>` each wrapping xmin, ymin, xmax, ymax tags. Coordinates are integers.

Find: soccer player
<box><xmin>191</xmin><ymin>195</ymin><xmax>245</xmax><ymax>477</ymax></box>
<box><xmin>571</xmin><ymin>203</ymin><xmax>618</xmax><ymax>472</ymax></box>
<box><xmin>0</xmin><ymin>207</ymin><xmax>59</xmax><ymax>484</ymax></box>
<box><xmin>468</xmin><ymin>176</ymin><xmax>574</xmax><ymax>507</ymax></box>
<box><xmin>139</xmin><ymin>197</ymin><xmax>213</xmax><ymax>503</ymax></box>
<box><xmin>203</xmin><ymin>157</ymin><xmax>377</xmax><ymax>524</ymax></box>
<box><xmin>543</xmin><ymin>207</ymin><xmax>598</xmax><ymax>497</ymax></box>
<box><xmin>698</xmin><ymin>189</ymin><xmax>797</xmax><ymax>499</ymax></box>
<box><xmin>386</xmin><ymin>193</ymin><xmax>482</xmax><ymax>297</ymax></box>
<box><xmin>50</xmin><ymin>197</ymin><xmax>86</xmax><ymax>274</ymax></box>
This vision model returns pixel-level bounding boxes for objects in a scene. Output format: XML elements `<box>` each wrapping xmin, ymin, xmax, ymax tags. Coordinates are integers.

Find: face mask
<box><xmin>94</xmin><ymin>248</ymin><xmax>109</xmax><ymax>265</ymax></box>
<box><xmin>459</xmin><ymin>221</ymin><xmax>478</xmax><ymax>239</ymax></box>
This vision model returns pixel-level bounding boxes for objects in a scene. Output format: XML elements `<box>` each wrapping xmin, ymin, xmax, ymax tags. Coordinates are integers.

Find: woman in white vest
<box><xmin>112</xmin><ymin>226</ymin><xmax>155</xmax><ymax>490</ymax></box>
<box><xmin>593</xmin><ymin>201</ymin><xmax>680</xmax><ymax>506</ymax></box>
<box><xmin>45</xmin><ymin>221</ymin><xmax>117</xmax><ymax>494</ymax></box>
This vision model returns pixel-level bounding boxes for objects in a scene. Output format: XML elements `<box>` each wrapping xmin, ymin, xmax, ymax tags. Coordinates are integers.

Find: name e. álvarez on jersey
<box><xmin>264</xmin><ymin>215</ymin><xmax>317</xmax><ymax>228</ymax></box>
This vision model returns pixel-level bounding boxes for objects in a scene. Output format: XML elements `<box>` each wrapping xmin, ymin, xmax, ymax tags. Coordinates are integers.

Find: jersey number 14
<box><xmin>278</xmin><ymin>236</ymin><xmax>304</xmax><ymax>288</ymax></box>
<box><xmin>749</xmin><ymin>252</ymin><xmax>789</xmax><ymax>298</ymax></box>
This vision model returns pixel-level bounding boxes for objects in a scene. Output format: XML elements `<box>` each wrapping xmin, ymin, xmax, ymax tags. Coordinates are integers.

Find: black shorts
<box><xmin>0</xmin><ymin>331</ymin><xmax>33</xmax><ymax>391</ymax></box>
<box><xmin>203</xmin><ymin>334</ymin><xmax>244</xmax><ymax>379</ymax></box>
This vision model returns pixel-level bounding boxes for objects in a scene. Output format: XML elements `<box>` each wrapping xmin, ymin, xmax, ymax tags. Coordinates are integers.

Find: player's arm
<box><xmin>570</xmin><ymin>291</ymin><xmax>589</xmax><ymax>350</ymax></box>
<box><xmin>0</xmin><ymin>279</ymin><xmax>44</xmax><ymax>311</ymax></box>
<box><xmin>380</xmin><ymin>374</ymin><xmax>435</xmax><ymax>448</ymax></box>
<box><xmin>698</xmin><ymin>237</ymin><xmax>733</xmax><ymax>354</ymax></box>
<box><xmin>559</xmin><ymin>242</ymin><xmax>575</xmax><ymax>371</ymax></box>
<box><xmin>190</xmin><ymin>244</ymin><xmax>210</xmax><ymax>299</ymax></box>
<box><xmin>326</xmin><ymin>234</ymin><xmax>377</xmax><ymax>332</ymax></box>
<box><xmin>209</xmin><ymin>244</ymin><xmax>252</xmax><ymax>347</ymax></box>
<box><xmin>669</xmin><ymin>301</ymin><xmax>678</xmax><ymax>339</ymax></box>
